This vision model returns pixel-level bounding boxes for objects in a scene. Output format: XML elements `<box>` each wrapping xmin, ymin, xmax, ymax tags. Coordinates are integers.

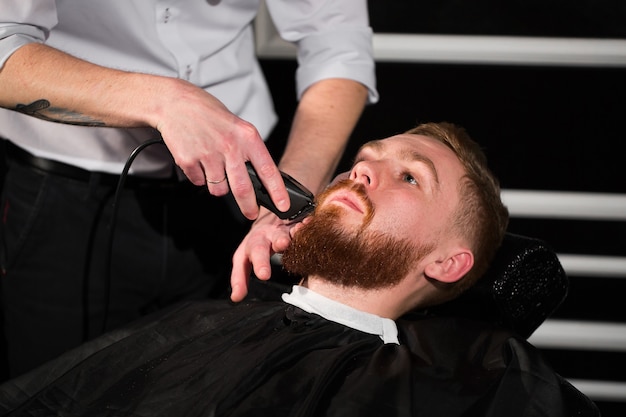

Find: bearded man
<box><xmin>0</xmin><ymin>123</ymin><xmax>595</xmax><ymax>417</ymax></box>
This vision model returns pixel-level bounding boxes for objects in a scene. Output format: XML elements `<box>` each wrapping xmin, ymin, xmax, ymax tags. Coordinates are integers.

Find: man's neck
<box><xmin>300</xmin><ymin>276</ymin><xmax>414</xmax><ymax>320</ymax></box>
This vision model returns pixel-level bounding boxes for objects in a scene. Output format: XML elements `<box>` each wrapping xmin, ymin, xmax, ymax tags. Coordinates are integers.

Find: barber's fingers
<box><xmin>230</xmin><ymin>233</ymin><xmax>272</xmax><ymax>303</ymax></box>
<box><xmin>230</xmin><ymin>254</ymin><xmax>253</xmax><ymax>303</ymax></box>
<box><xmin>154</xmin><ymin>86</ymin><xmax>290</xmax><ymax>219</ymax></box>
<box><xmin>230</xmin><ymin>212</ymin><xmax>292</xmax><ymax>302</ymax></box>
<box><xmin>225</xmin><ymin>157</ymin><xmax>289</xmax><ymax>220</ymax></box>
<box><xmin>288</xmin><ymin>217</ymin><xmax>311</xmax><ymax>238</ymax></box>
<box><xmin>176</xmin><ymin>146</ymin><xmax>290</xmax><ymax>221</ymax></box>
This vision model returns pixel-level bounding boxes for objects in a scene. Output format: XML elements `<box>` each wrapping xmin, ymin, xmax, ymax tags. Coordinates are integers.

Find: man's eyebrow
<box><xmin>355</xmin><ymin>139</ymin><xmax>383</xmax><ymax>156</ymax></box>
<box><xmin>401</xmin><ymin>149</ymin><xmax>440</xmax><ymax>185</ymax></box>
<box><xmin>357</xmin><ymin>140</ymin><xmax>440</xmax><ymax>185</ymax></box>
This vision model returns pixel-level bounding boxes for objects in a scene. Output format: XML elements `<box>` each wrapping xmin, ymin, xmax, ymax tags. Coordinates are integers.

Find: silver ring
<box><xmin>206</xmin><ymin>176</ymin><xmax>227</xmax><ymax>184</ymax></box>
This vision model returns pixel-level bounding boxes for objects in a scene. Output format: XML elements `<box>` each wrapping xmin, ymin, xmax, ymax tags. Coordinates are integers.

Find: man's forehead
<box><xmin>357</xmin><ymin>133</ymin><xmax>465</xmax><ymax>188</ymax></box>
<box><xmin>358</xmin><ymin>133</ymin><xmax>445</xmax><ymax>156</ymax></box>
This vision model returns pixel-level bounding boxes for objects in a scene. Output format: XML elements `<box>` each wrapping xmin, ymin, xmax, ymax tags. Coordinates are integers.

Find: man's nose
<box><xmin>349</xmin><ymin>161</ymin><xmax>378</xmax><ymax>188</ymax></box>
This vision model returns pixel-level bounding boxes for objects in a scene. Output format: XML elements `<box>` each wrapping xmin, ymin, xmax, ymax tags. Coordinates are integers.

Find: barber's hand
<box><xmin>230</xmin><ymin>209</ymin><xmax>296</xmax><ymax>302</ymax></box>
<box><xmin>155</xmin><ymin>80</ymin><xmax>290</xmax><ymax>220</ymax></box>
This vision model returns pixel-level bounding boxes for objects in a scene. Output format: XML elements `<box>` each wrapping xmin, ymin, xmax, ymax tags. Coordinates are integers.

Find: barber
<box><xmin>0</xmin><ymin>0</ymin><xmax>377</xmax><ymax>378</ymax></box>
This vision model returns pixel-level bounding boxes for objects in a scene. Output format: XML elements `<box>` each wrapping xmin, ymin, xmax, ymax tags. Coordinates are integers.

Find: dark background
<box><xmin>260</xmin><ymin>1</ymin><xmax>626</xmax><ymax>414</ymax></box>
<box><xmin>0</xmin><ymin>1</ymin><xmax>622</xmax><ymax>413</ymax></box>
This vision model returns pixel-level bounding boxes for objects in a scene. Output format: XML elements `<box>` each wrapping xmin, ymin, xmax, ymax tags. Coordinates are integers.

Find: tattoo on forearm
<box><xmin>14</xmin><ymin>99</ymin><xmax>106</xmax><ymax>127</ymax></box>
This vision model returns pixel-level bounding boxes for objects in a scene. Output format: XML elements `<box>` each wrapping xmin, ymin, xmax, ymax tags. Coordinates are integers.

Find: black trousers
<box><xmin>0</xmin><ymin>148</ymin><xmax>249</xmax><ymax>379</ymax></box>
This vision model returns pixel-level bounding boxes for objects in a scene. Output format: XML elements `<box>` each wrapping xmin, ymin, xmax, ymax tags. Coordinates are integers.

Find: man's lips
<box><xmin>327</xmin><ymin>191</ymin><xmax>365</xmax><ymax>213</ymax></box>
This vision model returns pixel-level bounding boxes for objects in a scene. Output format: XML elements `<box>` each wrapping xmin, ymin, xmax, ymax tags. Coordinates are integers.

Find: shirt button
<box><xmin>162</xmin><ymin>8</ymin><xmax>171</xmax><ymax>23</ymax></box>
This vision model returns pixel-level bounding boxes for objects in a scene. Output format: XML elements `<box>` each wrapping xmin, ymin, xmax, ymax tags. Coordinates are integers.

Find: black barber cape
<box><xmin>0</xmin><ymin>299</ymin><xmax>596</xmax><ymax>416</ymax></box>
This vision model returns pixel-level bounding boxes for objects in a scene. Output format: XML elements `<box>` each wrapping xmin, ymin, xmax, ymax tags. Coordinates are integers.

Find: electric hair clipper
<box><xmin>246</xmin><ymin>162</ymin><xmax>316</xmax><ymax>222</ymax></box>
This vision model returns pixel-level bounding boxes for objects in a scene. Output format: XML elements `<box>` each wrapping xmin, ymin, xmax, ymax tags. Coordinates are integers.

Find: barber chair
<box><xmin>427</xmin><ymin>232</ymin><xmax>568</xmax><ymax>338</ymax></box>
<box><xmin>425</xmin><ymin>232</ymin><xmax>599</xmax><ymax>416</ymax></box>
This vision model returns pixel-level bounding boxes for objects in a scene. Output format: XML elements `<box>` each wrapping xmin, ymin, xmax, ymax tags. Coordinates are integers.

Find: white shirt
<box><xmin>0</xmin><ymin>0</ymin><xmax>377</xmax><ymax>177</ymax></box>
<box><xmin>282</xmin><ymin>285</ymin><xmax>400</xmax><ymax>345</ymax></box>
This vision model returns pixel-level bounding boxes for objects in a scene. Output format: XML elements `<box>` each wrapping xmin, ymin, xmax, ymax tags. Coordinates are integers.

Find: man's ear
<box><xmin>424</xmin><ymin>250</ymin><xmax>474</xmax><ymax>284</ymax></box>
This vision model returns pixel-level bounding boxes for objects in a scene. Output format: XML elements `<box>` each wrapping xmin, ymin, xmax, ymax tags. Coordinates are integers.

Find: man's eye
<box><xmin>403</xmin><ymin>173</ymin><xmax>418</xmax><ymax>185</ymax></box>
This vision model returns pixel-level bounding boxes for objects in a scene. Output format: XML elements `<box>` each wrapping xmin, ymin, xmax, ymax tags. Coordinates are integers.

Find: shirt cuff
<box><xmin>0</xmin><ymin>32</ymin><xmax>44</xmax><ymax>68</ymax></box>
<box><xmin>295</xmin><ymin>28</ymin><xmax>379</xmax><ymax>104</ymax></box>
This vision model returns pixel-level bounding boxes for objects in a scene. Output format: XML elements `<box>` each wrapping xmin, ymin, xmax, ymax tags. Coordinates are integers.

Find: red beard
<box><xmin>281</xmin><ymin>180</ymin><xmax>433</xmax><ymax>289</ymax></box>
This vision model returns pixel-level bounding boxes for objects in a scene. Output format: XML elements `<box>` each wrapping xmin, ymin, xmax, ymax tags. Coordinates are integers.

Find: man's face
<box><xmin>282</xmin><ymin>134</ymin><xmax>466</xmax><ymax>289</ymax></box>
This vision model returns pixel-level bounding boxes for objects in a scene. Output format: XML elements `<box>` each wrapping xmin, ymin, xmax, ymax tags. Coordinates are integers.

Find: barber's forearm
<box><xmin>0</xmin><ymin>42</ymin><xmax>176</xmax><ymax>129</ymax></box>
<box><xmin>279</xmin><ymin>78</ymin><xmax>368</xmax><ymax>194</ymax></box>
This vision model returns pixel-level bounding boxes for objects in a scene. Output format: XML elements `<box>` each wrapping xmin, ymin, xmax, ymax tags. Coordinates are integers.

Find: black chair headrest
<box><xmin>425</xmin><ymin>233</ymin><xmax>569</xmax><ymax>338</ymax></box>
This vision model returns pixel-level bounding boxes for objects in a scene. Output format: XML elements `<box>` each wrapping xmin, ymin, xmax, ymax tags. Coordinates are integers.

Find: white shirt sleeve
<box><xmin>265</xmin><ymin>0</ymin><xmax>379</xmax><ymax>103</ymax></box>
<box><xmin>0</xmin><ymin>0</ymin><xmax>58</xmax><ymax>67</ymax></box>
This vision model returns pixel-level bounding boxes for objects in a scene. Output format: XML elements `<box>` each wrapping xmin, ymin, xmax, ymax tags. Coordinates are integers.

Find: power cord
<box><xmin>101</xmin><ymin>137</ymin><xmax>166</xmax><ymax>333</ymax></box>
